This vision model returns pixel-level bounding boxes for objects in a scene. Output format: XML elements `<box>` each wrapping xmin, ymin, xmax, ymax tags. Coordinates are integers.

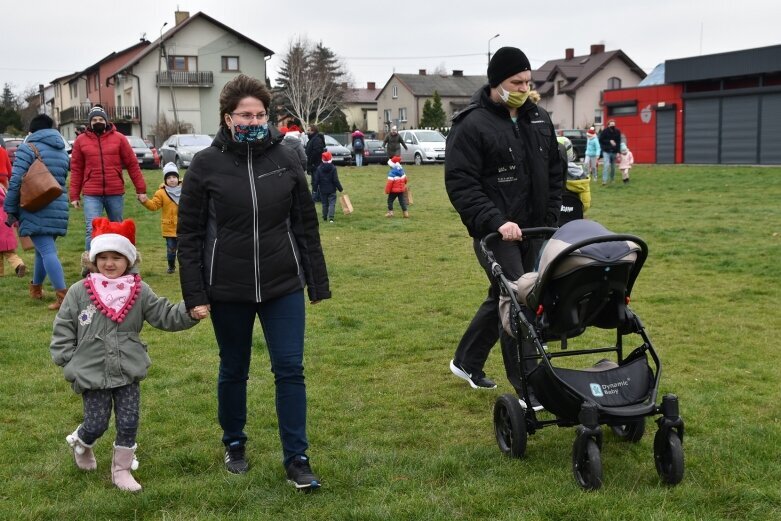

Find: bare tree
<box><xmin>274</xmin><ymin>37</ymin><xmax>348</xmax><ymax>126</ymax></box>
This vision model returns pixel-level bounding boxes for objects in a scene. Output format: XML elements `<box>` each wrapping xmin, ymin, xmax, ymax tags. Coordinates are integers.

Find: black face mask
<box><xmin>92</xmin><ymin>123</ymin><xmax>106</xmax><ymax>135</ymax></box>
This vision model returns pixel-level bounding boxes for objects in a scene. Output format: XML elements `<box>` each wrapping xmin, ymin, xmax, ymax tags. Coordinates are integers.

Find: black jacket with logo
<box><xmin>445</xmin><ymin>85</ymin><xmax>562</xmax><ymax>238</ymax></box>
<box><xmin>177</xmin><ymin>126</ymin><xmax>331</xmax><ymax>308</ymax></box>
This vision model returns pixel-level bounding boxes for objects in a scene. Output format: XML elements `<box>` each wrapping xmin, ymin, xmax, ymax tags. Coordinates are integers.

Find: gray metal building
<box><xmin>666</xmin><ymin>44</ymin><xmax>781</xmax><ymax>164</ymax></box>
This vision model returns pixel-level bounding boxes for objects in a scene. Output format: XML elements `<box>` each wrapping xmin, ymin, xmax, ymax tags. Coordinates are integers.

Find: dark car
<box><xmin>126</xmin><ymin>135</ymin><xmax>156</xmax><ymax>169</ymax></box>
<box><xmin>351</xmin><ymin>139</ymin><xmax>388</xmax><ymax>165</ymax></box>
<box><xmin>556</xmin><ymin>129</ymin><xmax>587</xmax><ymax>161</ymax></box>
<box><xmin>3</xmin><ymin>138</ymin><xmax>24</xmax><ymax>165</ymax></box>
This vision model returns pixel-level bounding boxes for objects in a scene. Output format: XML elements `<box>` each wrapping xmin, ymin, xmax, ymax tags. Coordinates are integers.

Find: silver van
<box><xmin>398</xmin><ymin>129</ymin><xmax>446</xmax><ymax>165</ymax></box>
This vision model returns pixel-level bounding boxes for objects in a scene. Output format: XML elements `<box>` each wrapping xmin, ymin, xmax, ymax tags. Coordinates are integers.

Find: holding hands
<box><xmin>137</xmin><ymin>194</ymin><xmax>149</xmax><ymax>203</ymax></box>
<box><xmin>189</xmin><ymin>305</ymin><xmax>210</xmax><ymax>320</ymax></box>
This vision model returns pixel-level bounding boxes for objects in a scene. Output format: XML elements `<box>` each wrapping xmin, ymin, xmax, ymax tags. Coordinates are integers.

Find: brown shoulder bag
<box><xmin>20</xmin><ymin>143</ymin><xmax>63</xmax><ymax>212</ymax></box>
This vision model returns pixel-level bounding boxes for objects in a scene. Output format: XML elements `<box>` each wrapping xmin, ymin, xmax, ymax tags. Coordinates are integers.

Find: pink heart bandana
<box><xmin>84</xmin><ymin>273</ymin><xmax>141</xmax><ymax>323</ymax></box>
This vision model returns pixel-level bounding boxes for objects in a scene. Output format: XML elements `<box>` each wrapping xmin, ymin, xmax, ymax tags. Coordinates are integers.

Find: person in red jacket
<box><xmin>69</xmin><ymin>106</ymin><xmax>148</xmax><ymax>257</ymax></box>
<box><xmin>384</xmin><ymin>155</ymin><xmax>409</xmax><ymax>218</ymax></box>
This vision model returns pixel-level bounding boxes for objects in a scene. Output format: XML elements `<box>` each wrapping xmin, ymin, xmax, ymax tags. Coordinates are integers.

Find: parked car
<box><xmin>323</xmin><ymin>135</ymin><xmax>352</xmax><ymax>165</ymax></box>
<box><xmin>300</xmin><ymin>134</ymin><xmax>353</xmax><ymax>166</ymax></box>
<box><xmin>126</xmin><ymin>135</ymin><xmax>156</xmax><ymax>169</ymax></box>
<box><xmin>3</xmin><ymin>138</ymin><xmax>24</xmax><ymax>165</ymax></box>
<box><xmin>143</xmin><ymin>139</ymin><xmax>161</xmax><ymax>169</ymax></box>
<box><xmin>398</xmin><ymin>129</ymin><xmax>446</xmax><ymax>165</ymax></box>
<box><xmin>556</xmin><ymin>129</ymin><xmax>587</xmax><ymax>161</ymax></box>
<box><xmin>158</xmin><ymin>134</ymin><xmax>212</xmax><ymax>168</ymax></box>
<box><xmin>350</xmin><ymin>138</ymin><xmax>388</xmax><ymax>165</ymax></box>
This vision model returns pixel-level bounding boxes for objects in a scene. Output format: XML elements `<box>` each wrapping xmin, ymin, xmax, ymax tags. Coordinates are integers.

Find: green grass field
<box><xmin>1</xmin><ymin>163</ymin><xmax>780</xmax><ymax>520</ymax></box>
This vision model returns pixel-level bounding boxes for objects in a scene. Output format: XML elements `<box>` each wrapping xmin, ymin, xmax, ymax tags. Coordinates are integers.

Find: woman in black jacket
<box><xmin>177</xmin><ymin>74</ymin><xmax>330</xmax><ymax>490</ymax></box>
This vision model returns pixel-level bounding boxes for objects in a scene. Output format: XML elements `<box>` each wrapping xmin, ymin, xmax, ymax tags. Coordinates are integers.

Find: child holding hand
<box><xmin>141</xmin><ymin>162</ymin><xmax>181</xmax><ymax>273</ymax></box>
<box><xmin>50</xmin><ymin>218</ymin><xmax>206</xmax><ymax>492</ymax></box>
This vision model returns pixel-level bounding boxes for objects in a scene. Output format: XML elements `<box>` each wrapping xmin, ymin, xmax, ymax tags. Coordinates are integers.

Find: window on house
<box><xmin>222</xmin><ymin>56</ymin><xmax>240</xmax><ymax>72</ymax></box>
<box><xmin>607</xmin><ymin>102</ymin><xmax>637</xmax><ymax>116</ymax></box>
<box><xmin>594</xmin><ymin>109</ymin><xmax>603</xmax><ymax>126</ymax></box>
<box><xmin>69</xmin><ymin>83</ymin><xmax>78</xmax><ymax>99</ymax></box>
<box><xmin>168</xmin><ymin>55</ymin><xmax>197</xmax><ymax>71</ymax></box>
<box><xmin>392</xmin><ymin>85</ymin><xmax>398</xmax><ymax>99</ymax></box>
<box><xmin>557</xmin><ymin>80</ymin><xmax>565</xmax><ymax>93</ymax></box>
<box><xmin>384</xmin><ymin>109</ymin><xmax>392</xmax><ymax>124</ymax></box>
<box><xmin>399</xmin><ymin>107</ymin><xmax>407</xmax><ymax>122</ymax></box>
<box><xmin>607</xmin><ymin>77</ymin><xmax>622</xmax><ymax>90</ymax></box>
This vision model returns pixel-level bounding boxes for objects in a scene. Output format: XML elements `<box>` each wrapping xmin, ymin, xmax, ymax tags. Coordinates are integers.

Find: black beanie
<box><xmin>29</xmin><ymin>114</ymin><xmax>54</xmax><ymax>133</ymax></box>
<box><xmin>87</xmin><ymin>105</ymin><xmax>109</xmax><ymax>123</ymax></box>
<box><xmin>488</xmin><ymin>47</ymin><xmax>531</xmax><ymax>87</ymax></box>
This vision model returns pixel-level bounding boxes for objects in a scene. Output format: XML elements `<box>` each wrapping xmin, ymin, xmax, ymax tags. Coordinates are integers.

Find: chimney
<box><xmin>453</xmin><ymin>70</ymin><xmax>463</xmax><ymax>77</ymax></box>
<box><xmin>175</xmin><ymin>10</ymin><xmax>190</xmax><ymax>26</ymax></box>
<box><xmin>565</xmin><ymin>48</ymin><xmax>574</xmax><ymax>60</ymax></box>
<box><xmin>419</xmin><ymin>69</ymin><xmax>427</xmax><ymax>76</ymax></box>
<box><xmin>590</xmin><ymin>44</ymin><xmax>605</xmax><ymax>55</ymax></box>
<box><xmin>367</xmin><ymin>82</ymin><xmax>376</xmax><ymax>90</ymax></box>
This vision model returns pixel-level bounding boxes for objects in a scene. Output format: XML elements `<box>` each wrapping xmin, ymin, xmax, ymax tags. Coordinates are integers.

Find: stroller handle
<box><xmin>479</xmin><ymin>228</ymin><xmax>558</xmax><ymax>276</ymax></box>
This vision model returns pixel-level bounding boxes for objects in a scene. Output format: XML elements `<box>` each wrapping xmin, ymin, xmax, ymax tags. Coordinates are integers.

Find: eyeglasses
<box><xmin>231</xmin><ymin>111</ymin><xmax>269</xmax><ymax>121</ymax></box>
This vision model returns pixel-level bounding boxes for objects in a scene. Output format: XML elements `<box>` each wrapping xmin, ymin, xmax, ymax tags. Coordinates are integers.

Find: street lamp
<box><xmin>488</xmin><ymin>33</ymin><xmax>500</xmax><ymax>67</ymax></box>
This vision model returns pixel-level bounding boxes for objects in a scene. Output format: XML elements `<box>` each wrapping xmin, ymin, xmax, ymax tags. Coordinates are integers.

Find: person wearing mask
<box><xmin>445</xmin><ymin>47</ymin><xmax>562</xmax><ymax>404</ymax></box>
<box><xmin>382</xmin><ymin>125</ymin><xmax>408</xmax><ymax>158</ymax></box>
<box><xmin>177</xmin><ymin>74</ymin><xmax>331</xmax><ymax>490</ymax></box>
<box><xmin>69</xmin><ymin>106</ymin><xmax>147</xmax><ymax>274</ymax></box>
<box><xmin>3</xmin><ymin>115</ymin><xmax>71</xmax><ymax>309</ymax></box>
<box><xmin>598</xmin><ymin>119</ymin><xmax>622</xmax><ymax>186</ymax></box>
<box><xmin>304</xmin><ymin>124</ymin><xmax>326</xmax><ymax>177</ymax></box>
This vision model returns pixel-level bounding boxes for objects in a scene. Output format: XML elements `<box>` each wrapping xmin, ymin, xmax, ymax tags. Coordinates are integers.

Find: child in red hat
<box><xmin>312</xmin><ymin>151</ymin><xmax>343</xmax><ymax>223</ymax></box>
<box><xmin>384</xmin><ymin>155</ymin><xmax>409</xmax><ymax>217</ymax></box>
<box><xmin>50</xmin><ymin>217</ymin><xmax>207</xmax><ymax>492</ymax></box>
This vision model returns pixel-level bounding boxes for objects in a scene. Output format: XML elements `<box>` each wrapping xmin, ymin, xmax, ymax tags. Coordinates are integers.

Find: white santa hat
<box><xmin>89</xmin><ymin>218</ymin><xmax>138</xmax><ymax>265</ymax></box>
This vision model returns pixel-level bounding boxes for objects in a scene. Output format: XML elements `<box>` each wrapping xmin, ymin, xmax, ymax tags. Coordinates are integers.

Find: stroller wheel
<box><xmin>493</xmin><ymin>394</ymin><xmax>527</xmax><ymax>459</ymax></box>
<box><xmin>654</xmin><ymin>429</ymin><xmax>684</xmax><ymax>485</ymax></box>
<box><xmin>611</xmin><ymin>419</ymin><xmax>646</xmax><ymax>443</ymax></box>
<box><xmin>572</xmin><ymin>438</ymin><xmax>602</xmax><ymax>491</ymax></box>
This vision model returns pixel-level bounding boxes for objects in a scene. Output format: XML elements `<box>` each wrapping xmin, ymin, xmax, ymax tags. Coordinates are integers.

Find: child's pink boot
<box><xmin>65</xmin><ymin>426</ymin><xmax>97</xmax><ymax>470</ymax></box>
<box><xmin>111</xmin><ymin>443</ymin><xmax>142</xmax><ymax>492</ymax></box>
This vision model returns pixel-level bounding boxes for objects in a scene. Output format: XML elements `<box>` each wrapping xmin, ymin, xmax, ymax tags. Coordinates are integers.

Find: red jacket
<box><xmin>385</xmin><ymin>171</ymin><xmax>407</xmax><ymax>194</ymax></box>
<box><xmin>69</xmin><ymin>126</ymin><xmax>146</xmax><ymax>201</ymax></box>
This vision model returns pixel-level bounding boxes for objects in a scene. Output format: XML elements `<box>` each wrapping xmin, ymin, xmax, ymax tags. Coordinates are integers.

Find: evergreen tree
<box><xmin>419</xmin><ymin>91</ymin><xmax>446</xmax><ymax>129</ymax></box>
<box><xmin>420</xmin><ymin>99</ymin><xmax>434</xmax><ymax>128</ymax></box>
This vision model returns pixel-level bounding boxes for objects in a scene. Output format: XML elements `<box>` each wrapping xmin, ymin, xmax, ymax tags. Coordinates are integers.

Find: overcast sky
<box><xmin>3</xmin><ymin>0</ymin><xmax>779</xmax><ymax>95</ymax></box>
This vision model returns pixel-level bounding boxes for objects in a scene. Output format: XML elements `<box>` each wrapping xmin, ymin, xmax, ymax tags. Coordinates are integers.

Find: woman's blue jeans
<box><xmin>83</xmin><ymin>195</ymin><xmax>124</xmax><ymax>250</ymax></box>
<box><xmin>30</xmin><ymin>235</ymin><xmax>66</xmax><ymax>290</ymax></box>
<box><xmin>210</xmin><ymin>290</ymin><xmax>309</xmax><ymax>467</ymax></box>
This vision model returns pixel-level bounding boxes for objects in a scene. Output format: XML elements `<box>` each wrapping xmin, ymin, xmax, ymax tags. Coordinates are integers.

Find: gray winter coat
<box><xmin>50</xmin><ymin>279</ymin><xmax>198</xmax><ymax>394</ymax></box>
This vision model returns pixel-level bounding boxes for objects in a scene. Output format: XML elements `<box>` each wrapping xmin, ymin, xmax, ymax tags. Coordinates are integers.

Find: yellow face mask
<box><xmin>498</xmin><ymin>86</ymin><xmax>529</xmax><ymax>108</ymax></box>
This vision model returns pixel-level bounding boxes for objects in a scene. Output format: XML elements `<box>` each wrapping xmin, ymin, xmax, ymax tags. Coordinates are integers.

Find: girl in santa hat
<box><xmin>50</xmin><ymin>217</ymin><xmax>207</xmax><ymax>492</ymax></box>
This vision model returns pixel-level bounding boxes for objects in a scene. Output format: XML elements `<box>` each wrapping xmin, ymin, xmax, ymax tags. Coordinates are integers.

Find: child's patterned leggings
<box><xmin>77</xmin><ymin>382</ymin><xmax>140</xmax><ymax>447</ymax></box>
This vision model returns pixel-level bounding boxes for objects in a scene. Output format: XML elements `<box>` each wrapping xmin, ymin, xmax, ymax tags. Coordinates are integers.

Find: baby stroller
<box><xmin>481</xmin><ymin>219</ymin><xmax>684</xmax><ymax>490</ymax></box>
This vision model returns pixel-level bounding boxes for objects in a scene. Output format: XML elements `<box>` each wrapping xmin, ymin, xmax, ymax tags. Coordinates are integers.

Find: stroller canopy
<box><xmin>516</xmin><ymin>220</ymin><xmax>641</xmax><ymax>308</ymax></box>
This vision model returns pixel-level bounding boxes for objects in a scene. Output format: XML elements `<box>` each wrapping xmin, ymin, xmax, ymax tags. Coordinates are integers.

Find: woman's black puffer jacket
<box><xmin>178</xmin><ymin>126</ymin><xmax>331</xmax><ymax>308</ymax></box>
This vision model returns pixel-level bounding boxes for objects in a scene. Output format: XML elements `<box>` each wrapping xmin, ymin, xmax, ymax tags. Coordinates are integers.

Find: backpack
<box><xmin>353</xmin><ymin>137</ymin><xmax>363</xmax><ymax>149</ymax></box>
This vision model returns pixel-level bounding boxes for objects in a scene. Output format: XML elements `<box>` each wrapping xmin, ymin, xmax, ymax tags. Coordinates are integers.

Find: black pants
<box><xmin>453</xmin><ymin>237</ymin><xmax>541</xmax><ymax>394</ymax></box>
<box><xmin>78</xmin><ymin>383</ymin><xmax>140</xmax><ymax>447</ymax></box>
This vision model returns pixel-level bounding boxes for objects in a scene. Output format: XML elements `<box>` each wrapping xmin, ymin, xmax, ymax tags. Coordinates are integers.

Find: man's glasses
<box><xmin>231</xmin><ymin>112</ymin><xmax>269</xmax><ymax>121</ymax></box>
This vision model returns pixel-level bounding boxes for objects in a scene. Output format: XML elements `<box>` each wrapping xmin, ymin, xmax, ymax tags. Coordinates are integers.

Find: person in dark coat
<box><xmin>177</xmin><ymin>74</ymin><xmax>330</xmax><ymax>490</ymax></box>
<box><xmin>3</xmin><ymin>114</ymin><xmax>71</xmax><ymax>310</ymax></box>
<box><xmin>304</xmin><ymin>124</ymin><xmax>326</xmax><ymax>176</ymax></box>
<box><xmin>311</xmin><ymin>151</ymin><xmax>343</xmax><ymax>222</ymax></box>
<box><xmin>444</xmin><ymin>47</ymin><xmax>562</xmax><ymax>403</ymax></box>
<box><xmin>382</xmin><ymin>125</ymin><xmax>408</xmax><ymax>157</ymax></box>
<box><xmin>598</xmin><ymin>119</ymin><xmax>622</xmax><ymax>185</ymax></box>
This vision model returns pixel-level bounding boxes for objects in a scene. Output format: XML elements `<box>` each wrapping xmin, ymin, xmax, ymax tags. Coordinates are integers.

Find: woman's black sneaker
<box><xmin>224</xmin><ymin>442</ymin><xmax>249</xmax><ymax>474</ymax></box>
<box><xmin>286</xmin><ymin>455</ymin><xmax>321</xmax><ymax>490</ymax></box>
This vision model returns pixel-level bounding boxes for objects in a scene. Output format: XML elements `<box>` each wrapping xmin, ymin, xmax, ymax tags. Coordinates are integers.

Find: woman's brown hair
<box><xmin>218</xmin><ymin>74</ymin><xmax>271</xmax><ymax>129</ymax></box>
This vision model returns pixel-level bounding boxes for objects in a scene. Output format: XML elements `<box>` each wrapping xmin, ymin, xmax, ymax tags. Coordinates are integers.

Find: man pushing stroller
<box><xmin>444</xmin><ymin>46</ymin><xmax>562</xmax><ymax>402</ymax></box>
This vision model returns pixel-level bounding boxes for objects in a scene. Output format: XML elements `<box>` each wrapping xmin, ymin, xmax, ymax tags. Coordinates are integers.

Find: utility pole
<box><xmin>488</xmin><ymin>34</ymin><xmax>500</xmax><ymax>67</ymax></box>
<box><xmin>156</xmin><ymin>22</ymin><xmax>167</xmax><ymax>147</ymax></box>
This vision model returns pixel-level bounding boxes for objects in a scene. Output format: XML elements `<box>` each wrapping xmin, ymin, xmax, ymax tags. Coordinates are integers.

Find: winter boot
<box><xmin>111</xmin><ymin>444</ymin><xmax>142</xmax><ymax>492</ymax></box>
<box><xmin>29</xmin><ymin>282</ymin><xmax>44</xmax><ymax>300</ymax></box>
<box><xmin>48</xmin><ymin>289</ymin><xmax>67</xmax><ymax>310</ymax></box>
<box><xmin>385</xmin><ymin>210</ymin><xmax>394</xmax><ymax>217</ymax></box>
<box><xmin>403</xmin><ymin>211</ymin><xmax>410</xmax><ymax>218</ymax></box>
<box><xmin>65</xmin><ymin>426</ymin><xmax>97</xmax><ymax>470</ymax></box>
<box><xmin>15</xmin><ymin>264</ymin><xmax>26</xmax><ymax>278</ymax></box>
